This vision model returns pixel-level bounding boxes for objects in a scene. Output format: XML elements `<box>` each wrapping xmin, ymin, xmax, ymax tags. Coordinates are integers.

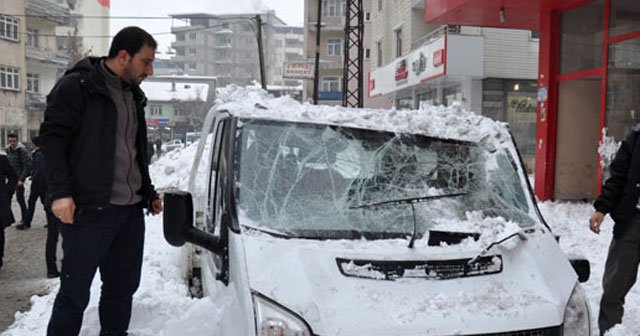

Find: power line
<box><xmin>6</xmin><ymin>20</ymin><xmax>257</xmax><ymax>39</ymax></box>
<box><xmin>1</xmin><ymin>13</ymin><xmax>175</xmax><ymax>19</ymax></box>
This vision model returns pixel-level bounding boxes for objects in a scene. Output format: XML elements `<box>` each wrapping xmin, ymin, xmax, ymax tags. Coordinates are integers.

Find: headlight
<box><xmin>562</xmin><ymin>284</ymin><xmax>591</xmax><ymax>336</ymax></box>
<box><xmin>253</xmin><ymin>293</ymin><xmax>312</xmax><ymax>336</ymax></box>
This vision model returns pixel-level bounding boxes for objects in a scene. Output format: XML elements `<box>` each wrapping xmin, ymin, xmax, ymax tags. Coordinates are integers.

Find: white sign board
<box><xmin>369</xmin><ymin>35</ymin><xmax>446</xmax><ymax>97</ymax></box>
<box><xmin>283</xmin><ymin>62</ymin><xmax>315</xmax><ymax>80</ymax></box>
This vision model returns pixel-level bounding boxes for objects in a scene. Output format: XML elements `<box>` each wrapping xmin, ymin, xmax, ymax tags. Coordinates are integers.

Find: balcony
<box><xmin>26</xmin><ymin>92</ymin><xmax>46</xmax><ymax>108</ymax></box>
<box><xmin>26</xmin><ymin>0</ymin><xmax>69</xmax><ymax>25</ymax></box>
<box><xmin>26</xmin><ymin>46</ymin><xmax>70</xmax><ymax>67</ymax></box>
<box><xmin>307</xmin><ymin>16</ymin><xmax>345</xmax><ymax>32</ymax></box>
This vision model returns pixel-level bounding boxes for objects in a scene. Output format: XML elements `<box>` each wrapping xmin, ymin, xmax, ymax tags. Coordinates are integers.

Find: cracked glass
<box><xmin>235</xmin><ymin>118</ymin><xmax>533</xmax><ymax>240</ymax></box>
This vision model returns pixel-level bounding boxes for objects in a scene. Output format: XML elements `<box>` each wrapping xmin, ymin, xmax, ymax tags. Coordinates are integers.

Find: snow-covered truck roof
<box><xmin>215</xmin><ymin>85</ymin><xmax>512</xmax><ymax>147</ymax></box>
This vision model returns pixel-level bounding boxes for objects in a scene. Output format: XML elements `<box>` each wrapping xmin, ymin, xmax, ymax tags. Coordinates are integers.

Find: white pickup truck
<box><xmin>163</xmin><ymin>96</ymin><xmax>591</xmax><ymax>336</ymax></box>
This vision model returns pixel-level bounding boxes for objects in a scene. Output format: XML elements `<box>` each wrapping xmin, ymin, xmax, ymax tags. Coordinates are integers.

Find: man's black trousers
<box><xmin>47</xmin><ymin>203</ymin><xmax>145</xmax><ymax>336</ymax></box>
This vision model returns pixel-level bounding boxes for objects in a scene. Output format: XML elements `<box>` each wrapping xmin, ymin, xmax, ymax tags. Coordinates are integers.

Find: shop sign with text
<box><xmin>369</xmin><ymin>35</ymin><xmax>446</xmax><ymax>97</ymax></box>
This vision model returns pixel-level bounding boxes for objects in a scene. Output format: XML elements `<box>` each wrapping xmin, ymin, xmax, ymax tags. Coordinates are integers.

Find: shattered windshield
<box><xmin>235</xmin><ymin>119</ymin><xmax>533</xmax><ymax>240</ymax></box>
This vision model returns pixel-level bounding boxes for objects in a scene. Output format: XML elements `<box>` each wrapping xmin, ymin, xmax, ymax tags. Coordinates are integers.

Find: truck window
<box><xmin>207</xmin><ymin>119</ymin><xmax>229</xmax><ymax>234</ymax></box>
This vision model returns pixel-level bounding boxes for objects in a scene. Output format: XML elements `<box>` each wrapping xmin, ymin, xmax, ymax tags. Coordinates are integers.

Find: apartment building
<box><xmin>25</xmin><ymin>0</ymin><xmax>71</xmax><ymax>141</ymax></box>
<box><xmin>369</xmin><ymin>0</ymin><xmax>539</xmax><ymax>170</ymax></box>
<box><xmin>272</xmin><ymin>26</ymin><xmax>304</xmax><ymax>87</ymax></box>
<box><xmin>0</xmin><ymin>0</ymin><xmax>72</xmax><ymax>145</ymax></box>
<box><xmin>303</xmin><ymin>0</ymin><xmax>375</xmax><ymax>107</ymax></box>
<box><xmin>55</xmin><ymin>0</ymin><xmax>110</xmax><ymax>57</ymax></box>
<box><xmin>0</xmin><ymin>0</ymin><xmax>27</xmax><ymax>145</ymax></box>
<box><xmin>170</xmin><ymin>12</ymin><xmax>285</xmax><ymax>88</ymax></box>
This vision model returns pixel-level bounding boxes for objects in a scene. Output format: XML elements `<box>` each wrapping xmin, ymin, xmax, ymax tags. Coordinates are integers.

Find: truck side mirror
<box><xmin>163</xmin><ymin>191</ymin><xmax>223</xmax><ymax>253</ymax></box>
<box><xmin>569</xmin><ymin>258</ymin><xmax>590</xmax><ymax>283</ymax></box>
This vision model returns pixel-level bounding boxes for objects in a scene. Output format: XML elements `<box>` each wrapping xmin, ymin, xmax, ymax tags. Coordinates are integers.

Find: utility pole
<box><xmin>256</xmin><ymin>14</ymin><xmax>267</xmax><ymax>90</ymax></box>
<box><xmin>342</xmin><ymin>0</ymin><xmax>364</xmax><ymax>107</ymax></box>
<box><xmin>312</xmin><ymin>0</ymin><xmax>322</xmax><ymax>104</ymax></box>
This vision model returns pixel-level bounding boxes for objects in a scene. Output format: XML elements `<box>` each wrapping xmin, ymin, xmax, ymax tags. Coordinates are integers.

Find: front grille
<box><xmin>336</xmin><ymin>255</ymin><xmax>502</xmax><ymax>281</ymax></box>
<box><xmin>470</xmin><ymin>325</ymin><xmax>562</xmax><ymax>336</ymax></box>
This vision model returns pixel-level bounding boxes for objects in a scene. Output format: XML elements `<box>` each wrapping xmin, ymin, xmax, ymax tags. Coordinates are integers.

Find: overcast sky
<box><xmin>109</xmin><ymin>0</ymin><xmax>304</xmax><ymax>56</ymax></box>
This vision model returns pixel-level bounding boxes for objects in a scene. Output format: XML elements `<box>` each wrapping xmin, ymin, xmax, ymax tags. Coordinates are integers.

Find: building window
<box><xmin>395</xmin><ymin>28</ymin><xmax>403</xmax><ymax>58</ymax></box>
<box><xmin>217</xmin><ymin>36</ymin><xmax>231</xmax><ymax>46</ymax></box>
<box><xmin>323</xmin><ymin>0</ymin><xmax>346</xmax><ymax>17</ymax></box>
<box><xmin>174</xmin><ymin>106</ymin><xmax>184</xmax><ymax>116</ymax></box>
<box><xmin>189</xmin><ymin>48</ymin><xmax>196</xmax><ymax>56</ymax></box>
<box><xmin>0</xmin><ymin>66</ymin><xmax>20</xmax><ymax>91</ymax></box>
<box><xmin>378</xmin><ymin>0</ymin><xmax>383</xmax><ymax>11</ymax></box>
<box><xmin>322</xmin><ymin>77</ymin><xmax>341</xmax><ymax>91</ymax></box>
<box><xmin>189</xmin><ymin>63</ymin><xmax>196</xmax><ymax>71</ymax></box>
<box><xmin>376</xmin><ymin>41</ymin><xmax>382</xmax><ymax>67</ymax></box>
<box><xmin>365</xmin><ymin>11</ymin><xmax>371</xmax><ymax>21</ymax></box>
<box><xmin>151</xmin><ymin>105</ymin><xmax>162</xmax><ymax>116</ymax></box>
<box><xmin>56</xmin><ymin>36</ymin><xmax>68</xmax><ymax>51</ymax></box>
<box><xmin>26</xmin><ymin>28</ymin><xmax>39</xmax><ymax>48</ymax></box>
<box><xmin>176</xmin><ymin>47</ymin><xmax>185</xmax><ymax>56</ymax></box>
<box><xmin>0</xmin><ymin>16</ymin><xmax>19</xmax><ymax>42</ymax></box>
<box><xmin>176</xmin><ymin>32</ymin><xmax>185</xmax><ymax>41</ymax></box>
<box><xmin>327</xmin><ymin>38</ymin><xmax>343</xmax><ymax>56</ymax></box>
<box><xmin>26</xmin><ymin>74</ymin><xmax>39</xmax><ymax>93</ymax></box>
<box><xmin>189</xmin><ymin>32</ymin><xmax>197</xmax><ymax>40</ymax></box>
<box><xmin>364</xmin><ymin>48</ymin><xmax>371</xmax><ymax>59</ymax></box>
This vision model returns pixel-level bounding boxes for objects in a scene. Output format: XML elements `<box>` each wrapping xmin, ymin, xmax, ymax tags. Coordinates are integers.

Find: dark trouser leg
<box><xmin>0</xmin><ymin>227</ymin><xmax>4</xmax><ymax>268</ymax></box>
<box><xmin>598</xmin><ymin>238</ymin><xmax>640</xmax><ymax>334</ymax></box>
<box><xmin>25</xmin><ymin>186</ymin><xmax>38</xmax><ymax>226</ymax></box>
<box><xmin>45</xmin><ymin>212</ymin><xmax>59</xmax><ymax>274</ymax></box>
<box><xmin>47</xmin><ymin>210</ymin><xmax>121</xmax><ymax>336</ymax></box>
<box><xmin>15</xmin><ymin>185</ymin><xmax>27</xmax><ymax>222</ymax></box>
<box><xmin>98</xmin><ymin>205</ymin><xmax>145</xmax><ymax>334</ymax></box>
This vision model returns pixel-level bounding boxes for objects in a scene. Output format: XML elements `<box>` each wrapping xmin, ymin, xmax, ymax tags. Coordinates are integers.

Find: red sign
<box><xmin>97</xmin><ymin>0</ymin><xmax>110</xmax><ymax>8</ymax></box>
<box><xmin>395</xmin><ymin>59</ymin><xmax>408</xmax><ymax>82</ymax></box>
<box><xmin>433</xmin><ymin>49</ymin><xmax>445</xmax><ymax>67</ymax></box>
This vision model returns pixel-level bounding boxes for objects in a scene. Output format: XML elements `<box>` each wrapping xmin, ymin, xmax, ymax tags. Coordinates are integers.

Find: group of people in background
<box><xmin>0</xmin><ymin>133</ymin><xmax>61</xmax><ymax>278</ymax></box>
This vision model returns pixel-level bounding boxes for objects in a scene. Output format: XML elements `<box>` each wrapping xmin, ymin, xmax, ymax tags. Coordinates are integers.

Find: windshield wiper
<box><xmin>349</xmin><ymin>192</ymin><xmax>468</xmax><ymax>248</ymax></box>
<box><xmin>241</xmin><ymin>224</ymin><xmax>292</xmax><ymax>239</ymax></box>
<box><xmin>348</xmin><ymin>192</ymin><xmax>468</xmax><ymax>210</ymax></box>
<box><xmin>467</xmin><ymin>231</ymin><xmax>527</xmax><ymax>265</ymax></box>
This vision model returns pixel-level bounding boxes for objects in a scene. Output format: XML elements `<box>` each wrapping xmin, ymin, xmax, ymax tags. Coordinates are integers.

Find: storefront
<box><xmin>426</xmin><ymin>0</ymin><xmax>640</xmax><ymax>201</ymax></box>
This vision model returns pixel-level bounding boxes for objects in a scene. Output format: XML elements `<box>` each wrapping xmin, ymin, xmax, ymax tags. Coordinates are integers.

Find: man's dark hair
<box><xmin>108</xmin><ymin>26</ymin><xmax>157</xmax><ymax>59</ymax></box>
<box><xmin>7</xmin><ymin>133</ymin><xmax>18</xmax><ymax>140</ymax></box>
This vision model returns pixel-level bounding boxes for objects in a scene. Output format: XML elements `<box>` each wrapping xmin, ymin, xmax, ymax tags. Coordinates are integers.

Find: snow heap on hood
<box><xmin>215</xmin><ymin>84</ymin><xmax>513</xmax><ymax>149</ymax></box>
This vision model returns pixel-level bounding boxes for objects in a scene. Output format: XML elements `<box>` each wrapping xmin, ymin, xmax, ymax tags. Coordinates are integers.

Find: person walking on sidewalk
<box><xmin>590</xmin><ymin>124</ymin><xmax>640</xmax><ymax>335</ymax></box>
<box><xmin>0</xmin><ymin>153</ymin><xmax>17</xmax><ymax>271</ymax></box>
<box><xmin>24</xmin><ymin>136</ymin><xmax>60</xmax><ymax>278</ymax></box>
<box><xmin>40</xmin><ymin>26</ymin><xmax>162</xmax><ymax>336</ymax></box>
<box><xmin>6</xmin><ymin>133</ymin><xmax>31</xmax><ymax>229</ymax></box>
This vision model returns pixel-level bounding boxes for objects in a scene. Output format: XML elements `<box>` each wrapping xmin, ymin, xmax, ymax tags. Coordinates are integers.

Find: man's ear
<box><xmin>116</xmin><ymin>49</ymin><xmax>131</xmax><ymax>65</ymax></box>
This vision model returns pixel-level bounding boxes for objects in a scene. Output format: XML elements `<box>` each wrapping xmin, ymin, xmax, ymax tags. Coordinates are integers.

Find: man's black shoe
<box><xmin>15</xmin><ymin>224</ymin><xmax>30</xmax><ymax>230</ymax></box>
<box><xmin>47</xmin><ymin>271</ymin><xmax>60</xmax><ymax>279</ymax></box>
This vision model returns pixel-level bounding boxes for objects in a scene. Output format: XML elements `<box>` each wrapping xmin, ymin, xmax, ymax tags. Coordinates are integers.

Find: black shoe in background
<box><xmin>15</xmin><ymin>224</ymin><xmax>30</xmax><ymax>230</ymax></box>
<box><xmin>47</xmin><ymin>271</ymin><xmax>60</xmax><ymax>279</ymax></box>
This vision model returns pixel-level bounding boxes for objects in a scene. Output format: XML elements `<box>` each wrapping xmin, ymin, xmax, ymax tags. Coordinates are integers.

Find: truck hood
<box><xmin>242</xmin><ymin>230</ymin><xmax>576</xmax><ymax>335</ymax></box>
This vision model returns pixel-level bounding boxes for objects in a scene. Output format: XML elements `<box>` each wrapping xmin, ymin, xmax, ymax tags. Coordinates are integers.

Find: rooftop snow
<box><xmin>215</xmin><ymin>85</ymin><xmax>511</xmax><ymax>146</ymax></box>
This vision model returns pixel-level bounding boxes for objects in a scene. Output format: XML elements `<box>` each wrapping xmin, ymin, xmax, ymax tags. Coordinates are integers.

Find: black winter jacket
<box><xmin>39</xmin><ymin>57</ymin><xmax>157</xmax><ymax>208</ymax></box>
<box><xmin>6</xmin><ymin>145</ymin><xmax>31</xmax><ymax>182</ymax></box>
<box><xmin>594</xmin><ymin>126</ymin><xmax>640</xmax><ymax>238</ymax></box>
<box><xmin>0</xmin><ymin>154</ymin><xmax>17</xmax><ymax>227</ymax></box>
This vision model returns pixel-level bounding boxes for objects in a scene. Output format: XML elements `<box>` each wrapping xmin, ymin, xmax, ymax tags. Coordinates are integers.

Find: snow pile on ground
<box><xmin>2</xmin><ymin>86</ymin><xmax>639</xmax><ymax>335</ymax></box>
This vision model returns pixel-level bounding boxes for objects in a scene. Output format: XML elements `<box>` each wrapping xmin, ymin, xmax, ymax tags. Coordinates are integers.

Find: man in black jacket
<box><xmin>40</xmin><ymin>26</ymin><xmax>162</xmax><ymax>336</ymax></box>
<box><xmin>0</xmin><ymin>153</ymin><xmax>18</xmax><ymax>271</ymax></box>
<box><xmin>590</xmin><ymin>125</ymin><xmax>640</xmax><ymax>335</ymax></box>
<box><xmin>6</xmin><ymin>133</ymin><xmax>31</xmax><ymax>228</ymax></box>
